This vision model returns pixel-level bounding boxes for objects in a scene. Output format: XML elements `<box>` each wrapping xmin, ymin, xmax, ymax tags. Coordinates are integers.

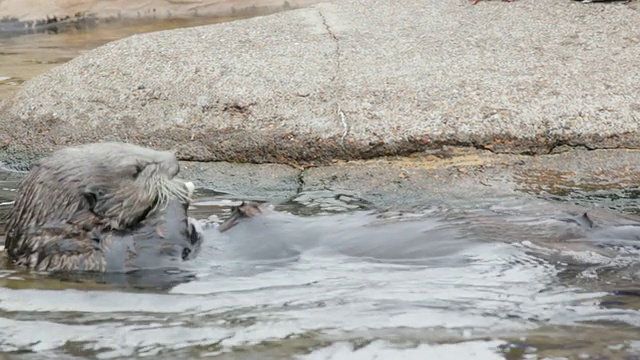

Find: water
<box><xmin>3</xmin><ymin>10</ymin><xmax>640</xmax><ymax>358</ymax></box>
<box><xmin>0</xmin><ymin>13</ymin><xmax>284</xmax><ymax>101</ymax></box>
<box><xmin>3</xmin><ymin>169</ymin><xmax>640</xmax><ymax>359</ymax></box>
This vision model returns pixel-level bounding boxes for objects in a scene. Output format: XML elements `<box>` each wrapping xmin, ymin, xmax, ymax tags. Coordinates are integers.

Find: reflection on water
<box><xmin>2</xmin><ymin>169</ymin><xmax>640</xmax><ymax>358</ymax></box>
<box><xmin>0</xmin><ymin>13</ymin><xmax>276</xmax><ymax>101</ymax></box>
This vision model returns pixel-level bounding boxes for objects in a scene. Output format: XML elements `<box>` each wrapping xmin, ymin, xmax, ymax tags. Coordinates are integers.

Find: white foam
<box><xmin>297</xmin><ymin>339</ymin><xmax>507</xmax><ymax>360</ymax></box>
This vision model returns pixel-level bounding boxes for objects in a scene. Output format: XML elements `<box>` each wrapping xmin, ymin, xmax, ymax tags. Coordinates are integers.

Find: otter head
<box><xmin>4</xmin><ymin>142</ymin><xmax>190</xmax><ymax>260</ymax></box>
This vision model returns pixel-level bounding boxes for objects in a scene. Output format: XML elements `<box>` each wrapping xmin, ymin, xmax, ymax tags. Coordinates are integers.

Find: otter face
<box><xmin>79</xmin><ymin>161</ymin><xmax>190</xmax><ymax>231</ymax></box>
<box><xmin>4</xmin><ymin>142</ymin><xmax>188</xmax><ymax>263</ymax></box>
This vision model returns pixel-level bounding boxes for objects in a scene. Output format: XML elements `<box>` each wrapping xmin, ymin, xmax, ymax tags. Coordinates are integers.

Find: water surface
<box><xmin>3</xmin><ymin>169</ymin><xmax>640</xmax><ymax>359</ymax></box>
<box><xmin>0</xmin><ymin>13</ymin><xmax>278</xmax><ymax>101</ymax></box>
<box><xmin>5</xmin><ymin>5</ymin><xmax>640</xmax><ymax>359</ymax></box>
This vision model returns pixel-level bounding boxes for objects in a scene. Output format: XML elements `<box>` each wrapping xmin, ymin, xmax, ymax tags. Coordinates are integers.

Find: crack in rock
<box><xmin>317</xmin><ymin>8</ymin><xmax>340</xmax><ymax>80</ymax></box>
<box><xmin>296</xmin><ymin>168</ymin><xmax>306</xmax><ymax>194</ymax></box>
<box><xmin>317</xmin><ymin>8</ymin><xmax>350</xmax><ymax>145</ymax></box>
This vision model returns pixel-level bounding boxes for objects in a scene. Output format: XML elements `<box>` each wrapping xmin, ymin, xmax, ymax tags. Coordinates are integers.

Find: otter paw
<box><xmin>187</xmin><ymin>217</ymin><xmax>204</xmax><ymax>246</ymax></box>
<box><xmin>195</xmin><ymin>215</ymin><xmax>221</xmax><ymax>230</ymax></box>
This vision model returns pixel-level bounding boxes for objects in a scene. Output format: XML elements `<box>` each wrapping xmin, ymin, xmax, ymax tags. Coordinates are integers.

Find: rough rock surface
<box><xmin>179</xmin><ymin>161</ymin><xmax>301</xmax><ymax>202</ymax></box>
<box><xmin>173</xmin><ymin>147</ymin><xmax>640</xmax><ymax>212</ymax></box>
<box><xmin>0</xmin><ymin>0</ymin><xmax>639</xmax><ymax>168</ymax></box>
<box><xmin>4</xmin><ymin>147</ymin><xmax>640</xmax><ymax>216</ymax></box>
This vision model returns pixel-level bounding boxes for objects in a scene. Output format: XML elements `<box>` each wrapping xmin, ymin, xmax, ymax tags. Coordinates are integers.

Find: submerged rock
<box><xmin>0</xmin><ymin>0</ymin><xmax>639</xmax><ymax>167</ymax></box>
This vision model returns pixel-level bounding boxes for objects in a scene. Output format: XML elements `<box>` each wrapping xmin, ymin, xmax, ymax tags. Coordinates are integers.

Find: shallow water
<box><xmin>0</xmin><ymin>13</ymin><xmax>276</xmax><ymax>101</ymax></box>
<box><xmin>3</xmin><ymin>170</ymin><xmax>640</xmax><ymax>359</ymax></box>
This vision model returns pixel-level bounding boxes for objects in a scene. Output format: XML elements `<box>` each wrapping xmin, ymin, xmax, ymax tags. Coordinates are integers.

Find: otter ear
<box><xmin>83</xmin><ymin>185</ymin><xmax>107</xmax><ymax>211</ymax></box>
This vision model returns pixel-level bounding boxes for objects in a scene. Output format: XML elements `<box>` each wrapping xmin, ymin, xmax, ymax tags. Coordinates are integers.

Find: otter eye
<box><xmin>133</xmin><ymin>164</ymin><xmax>145</xmax><ymax>178</ymax></box>
<box><xmin>84</xmin><ymin>192</ymin><xmax>98</xmax><ymax>209</ymax></box>
<box><xmin>84</xmin><ymin>186</ymin><xmax>106</xmax><ymax>210</ymax></box>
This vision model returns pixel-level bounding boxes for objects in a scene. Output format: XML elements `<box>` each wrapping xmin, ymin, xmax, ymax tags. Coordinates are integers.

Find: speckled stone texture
<box><xmin>0</xmin><ymin>0</ymin><xmax>639</xmax><ymax>168</ymax></box>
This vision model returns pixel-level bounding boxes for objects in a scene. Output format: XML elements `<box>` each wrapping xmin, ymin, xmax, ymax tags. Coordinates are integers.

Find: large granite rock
<box><xmin>0</xmin><ymin>0</ymin><xmax>639</xmax><ymax>168</ymax></box>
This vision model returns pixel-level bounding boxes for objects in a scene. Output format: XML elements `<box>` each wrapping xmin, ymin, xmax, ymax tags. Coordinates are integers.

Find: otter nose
<box><xmin>156</xmin><ymin>158</ymin><xmax>180</xmax><ymax>178</ymax></box>
<box><xmin>165</xmin><ymin>159</ymin><xmax>180</xmax><ymax>178</ymax></box>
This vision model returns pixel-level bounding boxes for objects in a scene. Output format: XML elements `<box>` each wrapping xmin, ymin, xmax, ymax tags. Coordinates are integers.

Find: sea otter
<box><xmin>216</xmin><ymin>200</ymin><xmax>640</xmax><ymax>265</ymax></box>
<box><xmin>214</xmin><ymin>200</ymin><xmax>478</xmax><ymax>263</ymax></box>
<box><xmin>3</xmin><ymin>142</ymin><xmax>204</xmax><ymax>272</ymax></box>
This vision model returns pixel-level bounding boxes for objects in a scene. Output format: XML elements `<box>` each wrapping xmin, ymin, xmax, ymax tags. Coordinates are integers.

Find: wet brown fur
<box><xmin>4</xmin><ymin>142</ymin><xmax>193</xmax><ymax>272</ymax></box>
<box><xmin>218</xmin><ymin>201</ymin><xmax>264</xmax><ymax>233</ymax></box>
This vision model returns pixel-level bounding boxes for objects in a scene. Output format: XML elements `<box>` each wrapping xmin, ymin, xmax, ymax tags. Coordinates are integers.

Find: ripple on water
<box><xmin>0</xmin><ymin>240</ymin><xmax>631</xmax><ymax>358</ymax></box>
<box><xmin>2</xmin><ymin>170</ymin><xmax>640</xmax><ymax>357</ymax></box>
<box><xmin>297</xmin><ymin>340</ymin><xmax>508</xmax><ymax>360</ymax></box>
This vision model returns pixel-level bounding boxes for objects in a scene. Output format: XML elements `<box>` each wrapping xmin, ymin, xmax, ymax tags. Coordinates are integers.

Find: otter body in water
<box><xmin>213</xmin><ymin>201</ymin><xmax>478</xmax><ymax>263</ymax></box>
<box><xmin>214</xmin><ymin>201</ymin><xmax>640</xmax><ymax>264</ymax></box>
<box><xmin>4</xmin><ymin>142</ymin><xmax>204</xmax><ymax>272</ymax></box>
